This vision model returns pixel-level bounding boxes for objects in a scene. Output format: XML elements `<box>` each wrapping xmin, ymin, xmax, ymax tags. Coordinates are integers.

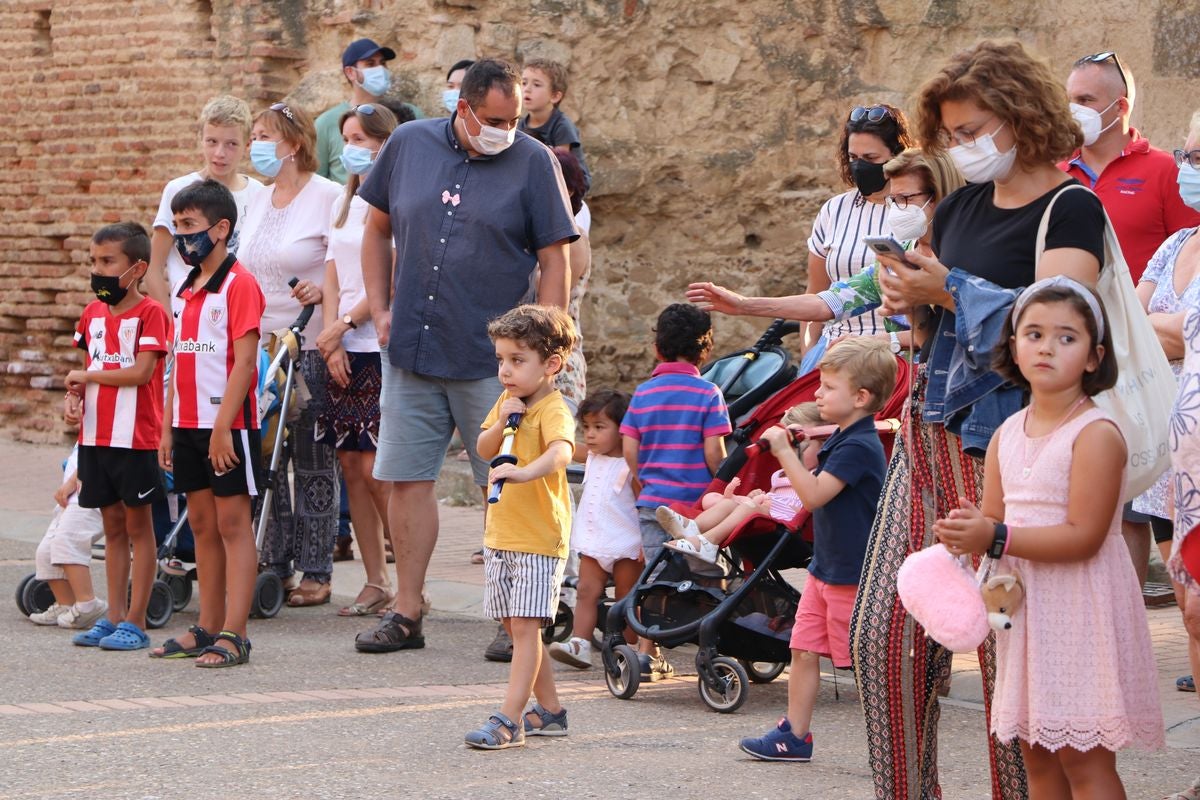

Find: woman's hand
<box><xmin>291</xmin><ymin>280</ymin><xmax>322</xmax><ymax>307</ymax></box>
<box><xmin>686</xmin><ymin>282</ymin><xmax>746</xmax><ymax>316</ymax></box>
<box><xmin>876</xmin><ymin>250</ymin><xmax>953</xmax><ymax>313</ymax></box>
<box><xmin>933</xmin><ymin>497</ymin><xmax>993</xmax><ymax>555</ymax></box>
<box><xmin>315</xmin><ymin>322</ymin><xmax>345</xmax><ymax>360</ymax></box>
<box><xmin>325</xmin><ymin>345</ymin><xmax>351</xmax><ymax>389</ymax></box>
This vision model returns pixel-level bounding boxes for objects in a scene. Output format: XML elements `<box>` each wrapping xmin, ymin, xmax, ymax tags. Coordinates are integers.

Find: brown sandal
<box><xmin>337</xmin><ymin>583</ymin><xmax>394</xmax><ymax>617</ymax></box>
<box><xmin>355</xmin><ymin>611</ymin><xmax>424</xmax><ymax>652</ymax></box>
<box><xmin>286</xmin><ymin>581</ymin><xmax>331</xmax><ymax>607</ymax></box>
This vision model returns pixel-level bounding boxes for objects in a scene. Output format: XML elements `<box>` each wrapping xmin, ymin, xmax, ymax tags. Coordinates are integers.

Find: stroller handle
<box><xmin>286</xmin><ymin>277</ymin><xmax>317</xmax><ymax>333</ymax></box>
<box><xmin>751</xmin><ymin>318</ymin><xmax>801</xmax><ymax>350</ymax></box>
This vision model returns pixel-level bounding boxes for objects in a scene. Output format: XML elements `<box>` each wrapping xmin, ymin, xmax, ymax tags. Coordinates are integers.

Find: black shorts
<box><xmin>1151</xmin><ymin>515</ymin><xmax>1174</xmax><ymax>545</ymax></box>
<box><xmin>77</xmin><ymin>445</ymin><xmax>164</xmax><ymax>509</ymax></box>
<box><xmin>171</xmin><ymin>427</ymin><xmax>262</xmax><ymax>498</ymax></box>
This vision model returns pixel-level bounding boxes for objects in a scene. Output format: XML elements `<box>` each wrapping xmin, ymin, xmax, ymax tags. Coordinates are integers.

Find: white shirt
<box><xmin>237</xmin><ymin>174</ymin><xmax>341</xmax><ymax>349</ymax></box>
<box><xmin>806</xmin><ymin>189</ymin><xmax>891</xmax><ymax>340</ymax></box>
<box><xmin>326</xmin><ymin>193</ymin><xmax>380</xmax><ymax>353</ymax></box>
<box><xmin>575</xmin><ymin>202</ymin><xmax>591</xmax><ymax>235</ymax></box>
<box><xmin>153</xmin><ymin>172</ymin><xmax>266</xmax><ymax>291</ymax></box>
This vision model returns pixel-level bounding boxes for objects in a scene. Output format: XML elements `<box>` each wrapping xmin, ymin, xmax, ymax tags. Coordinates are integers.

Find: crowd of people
<box><xmin>21</xmin><ymin>32</ymin><xmax>1200</xmax><ymax>799</ymax></box>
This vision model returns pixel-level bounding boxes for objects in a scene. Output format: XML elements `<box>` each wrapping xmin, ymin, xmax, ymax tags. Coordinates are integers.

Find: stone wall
<box><xmin>2</xmin><ymin>0</ymin><xmax>1197</xmax><ymax>441</ymax></box>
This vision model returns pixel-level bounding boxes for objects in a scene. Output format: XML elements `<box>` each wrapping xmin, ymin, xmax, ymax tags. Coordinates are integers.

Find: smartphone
<box><xmin>862</xmin><ymin>235</ymin><xmax>918</xmax><ymax>268</ymax></box>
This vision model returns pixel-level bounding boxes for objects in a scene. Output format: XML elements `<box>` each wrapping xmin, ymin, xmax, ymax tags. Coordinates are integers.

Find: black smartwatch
<box><xmin>989</xmin><ymin>522</ymin><xmax>1008</xmax><ymax>560</ymax></box>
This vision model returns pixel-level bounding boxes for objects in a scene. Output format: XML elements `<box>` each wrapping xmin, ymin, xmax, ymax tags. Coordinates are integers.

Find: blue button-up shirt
<box><xmin>359</xmin><ymin>114</ymin><xmax>578</xmax><ymax>380</ymax></box>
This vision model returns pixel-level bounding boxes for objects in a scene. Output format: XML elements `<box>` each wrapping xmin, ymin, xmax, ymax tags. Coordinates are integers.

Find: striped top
<box><xmin>620</xmin><ymin>362</ymin><xmax>731</xmax><ymax>509</ymax></box>
<box><xmin>806</xmin><ymin>189</ymin><xmax>891</xmax><ymax>340</ymax></box>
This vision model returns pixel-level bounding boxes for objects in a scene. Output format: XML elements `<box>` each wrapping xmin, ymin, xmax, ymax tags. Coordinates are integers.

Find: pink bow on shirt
<box><xmin>441</xmin><ymin>190</ymin><xmax>461</xmax><ymax>207</ymax></box>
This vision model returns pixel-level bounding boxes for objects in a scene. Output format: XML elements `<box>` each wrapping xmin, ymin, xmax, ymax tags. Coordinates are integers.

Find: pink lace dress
<box><xmin>991</xmin><ymin>406</ymin><xmax>1163</xmax><ymax>752</ymax></box>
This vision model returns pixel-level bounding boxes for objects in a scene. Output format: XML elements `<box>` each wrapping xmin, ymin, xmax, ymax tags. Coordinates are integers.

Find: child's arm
<box><xmin>488</xmin><ymin>439</ymin><xmax>573</xmax><ymax>486</ymax></box>
<box><xmin>760</xmin><ymin>426</ymin><xmax>846</xmax><ymax>510</ymax></box>
<box><xmin>53</xmin><ymin>469</ymin><xmax>79</xmax><ymax>509</ymax></box>
<box><xmin>477</xmin><ymin>396</ymin><xmax>525</xmax><ymax>461</ymax></box>
<box><xmin>159</xmin><ymin>367</ymin><xmax>175</xmax><ymax>471</ymax></box>
<box><xmin>572</xmin><ymin>440</ymin><xmax>588</xmax><ymax>463</ymax></box>
<box><xmin>208</xmin><ymin>330</ymin><xmax>259</xmax><ymax>474</ymax></box>
<box><xmin>703</xmin><ymin>434</ymin><xmax>726</xmax><ymax>475</ymax></box>
<box><xmin>622</xmin><ymin>435</ymin><xmax>643</xmax><ymax>496</ymax></box>
<box><xmin>935</xmin><ymin>420</ymin><xmax>1125</xmax><ymax>562</ymax></box>
<box><xmin>65</xmin><ymin>351</ymin><xmax>162</xmax><ymax>393</ymax></box>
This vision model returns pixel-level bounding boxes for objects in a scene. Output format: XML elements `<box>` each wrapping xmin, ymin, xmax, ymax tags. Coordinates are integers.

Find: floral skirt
<box><xmin>315</xmin><ymin>351</ymin><xmax>381</xmax><ymax>451</ymax></box>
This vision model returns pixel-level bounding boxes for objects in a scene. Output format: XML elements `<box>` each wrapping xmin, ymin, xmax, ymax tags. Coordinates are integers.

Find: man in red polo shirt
<box><xmin>1061</xmin><ymin>52</ymin><xmax>1200</xmax><ymax>590</ymax></box>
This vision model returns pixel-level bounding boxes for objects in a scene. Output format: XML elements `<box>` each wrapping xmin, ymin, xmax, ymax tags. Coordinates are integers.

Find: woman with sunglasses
<box><xmin>238</xmin><ymin>102</ymin><xmax>344</xmax><ymax>608</ymax></box>
<box><xmin>857</xmin><ymin>40</ymin><xmax>1108</xmax><ymax>800</ymax></box>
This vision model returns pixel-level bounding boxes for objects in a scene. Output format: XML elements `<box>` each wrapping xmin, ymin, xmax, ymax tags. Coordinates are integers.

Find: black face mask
<box><xmin>850</xmin><ymin>158</ymin><xmax>888</xmax><ymax>196</ymax></box>
<box><xmin>90</xmin><ymin>264</ymin><xmax>137</xmax><ymax>306</ymax></box>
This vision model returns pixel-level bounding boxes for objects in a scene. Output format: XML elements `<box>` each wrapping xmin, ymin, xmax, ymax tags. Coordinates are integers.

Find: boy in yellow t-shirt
<box><xmin>466</xmin><ymin>304</ymin><xmax>578</xmax><ymax>750</ymax></box>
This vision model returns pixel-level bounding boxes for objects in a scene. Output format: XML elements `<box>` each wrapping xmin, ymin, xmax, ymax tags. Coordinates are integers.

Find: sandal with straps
<box><xmin>665</xmin><ymin>536</ymin><xmax>720</xmax><ymax>564</ymax></box>
<box><xmin>150</xmin><ymin>625</ymin><xmax>215</xmax><ymax>659</ymax></box>
<box><xmin>355</xmin><ymin>611</ymin><xmax>424</xmax><ymax>652</ymax></box>
<box><xmin>523</xmin><ymin>702</ymin><xmax>568</xmax><ymax>737</ymax></box>
<box><xmin>464</xmin><ymin>712</ymin><xmax>525</xmax><ymax>750</ymax></box>
<box><xmin>338</xmin><ymin>583</ymin><xmax>395</xmax><ymax>617</ymax></box>
<box><xmin>195</xmin><ymin>630</ymin><xmax>251</xmax><ymax>668</ymax></box>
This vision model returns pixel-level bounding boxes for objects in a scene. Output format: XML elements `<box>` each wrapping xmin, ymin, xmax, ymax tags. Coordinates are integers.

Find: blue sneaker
<box><xmin>98</xmin><ymin>621</ymin><xmax>151</xmax><ymax>651</ymax></box>
<box><xmin>72</xmin><ymin>618</ymin><xmax>117</xmax><ymax>647</ymax></box>
<box><xmin>739</xmin><ymin>718</ymin><xmax>813</xmax><ymax>762</ymax></box>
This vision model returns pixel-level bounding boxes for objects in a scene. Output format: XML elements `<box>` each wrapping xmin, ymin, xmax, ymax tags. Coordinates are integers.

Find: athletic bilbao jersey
<box><xmin>73</xmin><ymin>296</ymin><xmax>170</xmax><ymax>450</ymax></box>
<box><xmin>171</xmin><ymin>255</ymin><xmax>264</xmax><ymax>430</ymax></box>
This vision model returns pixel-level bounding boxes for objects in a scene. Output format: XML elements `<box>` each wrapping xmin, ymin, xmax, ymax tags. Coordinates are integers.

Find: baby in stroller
<box><xmin>656</xmin><ymin>402</ymin><xmax>823</xmax><ymax>564</ymax></box>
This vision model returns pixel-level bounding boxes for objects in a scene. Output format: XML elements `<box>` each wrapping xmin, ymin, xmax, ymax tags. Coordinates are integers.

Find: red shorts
<box><xmin>789</xmin><ymin>575</ymin><xmax>858</xmax><ymax>668</ymax></box>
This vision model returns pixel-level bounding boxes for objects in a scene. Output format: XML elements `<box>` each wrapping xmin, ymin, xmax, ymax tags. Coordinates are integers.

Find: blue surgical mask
<box><xmin>173</xmin><ymin>226</ymin><xmax>218</xmax><ymax>268</ymax></box>
<box><xmin>250</xmin><ymin>140</ymin><xmax>285</xmax><ymax>178</ymax></box>
<box><xmin>339</xmin><ymin>143</ymin><xmax>376</xmax><ymax>176</ymax></box>
<box><xmin>359</xmin><ymin>65</ymin><xmax>391</xmax><ymax>97</ymax></box>
<box><xmin>442</xmin><ymin>88</ymin><xmax>460</xmax><ymax>113</ymax></box>
<box><xmin>1179</xmin><ymin>163</ymin><xmax>1200</xmax><ymax>212</ymax></box>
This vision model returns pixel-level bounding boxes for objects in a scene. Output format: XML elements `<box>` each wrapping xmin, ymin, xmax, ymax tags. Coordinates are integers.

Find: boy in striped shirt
<box><xmin>621</xmin><ymin>303</ymin><xmax>731</xmax><ymax>678</ymax></box>
<box><xmin>65</xmin><ymin>222</ymin><xmax>170</xmax><ymax>651</ymax></box>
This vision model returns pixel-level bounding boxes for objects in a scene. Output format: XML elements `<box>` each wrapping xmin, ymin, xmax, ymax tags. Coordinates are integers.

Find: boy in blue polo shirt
<box><xmin>621</xmin><ymin>303</ymin><xmax>731</xmax><ymax>679</ymax></box>
<box><xmin>738</xmin><ymin>336</ymin><xmax>894</xmax><ymax>762</ymax></box>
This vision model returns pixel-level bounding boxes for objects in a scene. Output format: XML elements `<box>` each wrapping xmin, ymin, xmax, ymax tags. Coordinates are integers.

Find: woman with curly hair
<box><xmin>851</xmin><ymin>40</ymin><xmax>1106</xmax><ymax>799</ymax></box>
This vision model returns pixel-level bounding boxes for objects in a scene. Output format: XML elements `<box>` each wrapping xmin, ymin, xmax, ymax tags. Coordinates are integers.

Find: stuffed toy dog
<box><xmin>980</xmin><ymin>571</ymin><xmax>1025</xmax><ymax>631</ymax></box>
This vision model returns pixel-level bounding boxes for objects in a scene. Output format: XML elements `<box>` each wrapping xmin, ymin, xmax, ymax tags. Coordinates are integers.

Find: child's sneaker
<box><xmin>549</xmin><ymin>636</ymin><xmax>592</xmax><ymax>669</ymax></box>
<box><xmin>28</xmin><ymin>603</ymin><xmax>69</xmax><ymax>626</ymax></box>
<box><xmin>73</xmin><ymin>618</ymin><xmax>117</xmax><ymax>647</ymax></box>
<box><xmin>639</xmin><ymin>651</ymin><xmax>676</xmax><ymax>681</ymax></box>
<box><xmin>98</xmin><ymin>621</ymin><xmax>151</xmax><ymax>651</ymax></box>
<box><xmin>57</xmin><ymin>599</ymin><xmax>109</xmax><ymax>630</ymax></box>
<box><xmin>739</xmin><ymin>717</ymin><xmax>813</xmax><ymax>762</ymax></box>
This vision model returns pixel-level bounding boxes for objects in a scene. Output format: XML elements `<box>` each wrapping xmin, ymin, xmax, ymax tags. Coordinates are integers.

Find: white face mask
<box><xmin>465</xmin><ymin>104</ymin><xmax>516</xmax><ymax>155</ymax></box>
<box><xmin>886</xmin><ymin>197</ymin><xmax>933</xmax><ymax>241</ymax></box>
<box><xmin>1070</xmin><ymin>99</ymin><xmax>1120</xmax><ymax>147</ymax></box>
<box><xmin>948</xmin><ymin>120</ymin><xmax>1017</xmax><ymax>184</ymax></box>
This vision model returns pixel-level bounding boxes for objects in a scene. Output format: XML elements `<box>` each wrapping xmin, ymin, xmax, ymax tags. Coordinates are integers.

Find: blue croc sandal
<box><xmin>98</xmin><ymin>622</ymin><xmax>151</xmax><ymax>651</ymax></box>
<box><xmin>1178</xmin><ymin>675</ymin><xmax>1196</xmax><ymax>693</ymax></box>
<box><xmin>523</xmin><ymin>703</ymin><xmax>568</xmax><ymax>737</ymax></box>
<box><xmin>72</xmin><ymin>618</ymin><xmax>117</xmax><ymax>647</ymax></box>
<box><xmin>464</xmin><ymin>712</ymin><xmax>525</xmax><ymax>750</ymax></box>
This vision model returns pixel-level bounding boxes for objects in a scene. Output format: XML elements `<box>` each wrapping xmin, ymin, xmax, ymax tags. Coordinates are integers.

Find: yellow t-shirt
<box><xmin>481</xmin><ymin>389</ymin><xmax>575</xmax><ymax>558</ymax></box>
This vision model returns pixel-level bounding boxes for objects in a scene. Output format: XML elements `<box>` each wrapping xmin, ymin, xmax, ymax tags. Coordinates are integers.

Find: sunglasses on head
<box><xmin>850</xmin><ymin>105</ymin><xmax>892</xmax><ymax>124</ymax></box>
<box><xmin>269</xmin><ymin>102</ymin><xmax>296</xmax><ymax>121</ymax></box>
<box><xmin>352</xmin><ymin>104</ymin><xmax>379</xmax><ymax>115</ymax></box>
<box><xmin>1074</xmin><ymin>51</ymin><xmax>1129</xmax><ymax>93</ymax></box>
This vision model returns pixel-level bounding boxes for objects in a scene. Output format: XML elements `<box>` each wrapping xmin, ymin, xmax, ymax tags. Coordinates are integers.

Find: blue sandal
<box><xmin>195</xmin><ymin>631</ymin><xmax>251</xmax><ymax>668</ymax></box>
<box><xmin>523</xmin><ymin>703</ymin><xmax>568</xmax><ymax>737</ymax></box>
<box><xmin>464</xmin><ymin>712</ymin><xmax>525</xmax><ymax>750</ymax></box>
<box><xmin>1178</xmin><ymin>675</ymin><xmax>1196</xmax><ymax>693</ymax></box>
<box><xmin>72</xmin><ymin>618</ymin><xmax>117</xmax><ymax>647</ymax></box>
<box><xmin>99</xmin><ymin>622</ymin><xmax>150</xmax><ymax>651</ymax></box>
<box><xmin>150</xmin><ymin>625</ymin><xmax>214</xmax><ymax>659</ymax></box>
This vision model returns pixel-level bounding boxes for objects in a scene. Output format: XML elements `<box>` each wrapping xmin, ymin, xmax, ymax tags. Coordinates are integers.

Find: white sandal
<box><xmin>656</xmin><ymin>506</ymin><xmax>701</xmax><ymax>540</ymax></box>
<box><xmin>666</xmin><ymin>536</ymin><xmax>720</xmax><ymax>564</ymax></box>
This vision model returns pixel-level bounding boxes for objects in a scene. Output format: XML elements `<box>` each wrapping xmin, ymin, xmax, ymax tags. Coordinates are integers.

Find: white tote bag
<box><xmin>1036</xmin><ymin>184</ymin><xmax>1174</xmax><ymax>500</ymax></box>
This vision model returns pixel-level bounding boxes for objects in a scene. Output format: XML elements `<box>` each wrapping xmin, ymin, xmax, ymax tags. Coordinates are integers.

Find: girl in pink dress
<box><xmin>935</xmin><ymin>276</ymin><xmax>1163</xmax><ymax>799</ymax></box>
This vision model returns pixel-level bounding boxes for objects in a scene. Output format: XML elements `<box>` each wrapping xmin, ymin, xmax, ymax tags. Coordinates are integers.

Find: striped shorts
<box><xmin>482</xmin><ymin>548</ymin><xmax>566</xmax><ymax>624</ymax></box>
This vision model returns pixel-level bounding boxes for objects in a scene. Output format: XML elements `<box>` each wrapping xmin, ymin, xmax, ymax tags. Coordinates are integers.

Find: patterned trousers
<box><xmin>849</xmin><ymin>368</ymin><xmax>1028</xmax><ymax>800</ymax></box>
<box><xmin>261</xmin><ymin>350</ymin><xmax>341</xmax><ymax>583</ymax></box>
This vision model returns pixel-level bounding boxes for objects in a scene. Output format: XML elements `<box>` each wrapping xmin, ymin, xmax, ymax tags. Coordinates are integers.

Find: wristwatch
<box><xmin>889</xmin><ymin>332</ymin><xmax>902</xmax><ymax>354</ymax></box>
<box><xmin>342</xmin><ymin>314</ymin><xmax>357</xmax><ymax>330</ymax></box>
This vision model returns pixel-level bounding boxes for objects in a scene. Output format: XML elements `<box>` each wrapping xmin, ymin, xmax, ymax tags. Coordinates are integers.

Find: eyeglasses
<box><xmin>352</xmin><ymin>104</ymin><xmax>378</xmax><ymax>115</ymax></box>
<box><xmin>269</xmin><ymin>102</ymin><xmax>296</xmax><ymax>121</ymax></box>
<box><xmin>1175</xmin><ymin>149</ymin><xmax>1200</xmax><ymax>169</ymax></box>
<box><xmin>886</xmin><ymin>191</ymin><xmax>932</xmax><ymax>210</ymax></box>
<box><xmin>936</xmin><ymin>116</ymin><xmax>1004</xmax><ymax>149</ymax></box>
<box><xmin>850</xmin><ymin>105</ymin><xmax>892</xmax><ymax>124</ymax></box>
<box><xmin>1075</xmin><ymin>51</ymin><xmax>1129</xmax><ymax>94</ymax></box>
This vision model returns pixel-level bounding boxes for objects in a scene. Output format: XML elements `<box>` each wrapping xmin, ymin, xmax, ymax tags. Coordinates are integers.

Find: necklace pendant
<box><xmin>1022</xmin><ymin>466</ymin><xmax>1032</xmax><ymax>478</ymax></box>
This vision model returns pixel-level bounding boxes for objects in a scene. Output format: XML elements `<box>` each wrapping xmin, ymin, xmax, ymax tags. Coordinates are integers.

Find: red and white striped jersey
<box><xmin>170</xmin><ymin>256</ymin><xmax>265</xmax><ymax>430</ymax></box>
<box><xmin>73</xmin><ymin>297</ymin><xmax>170</xmax><ymax>450</ymax></box>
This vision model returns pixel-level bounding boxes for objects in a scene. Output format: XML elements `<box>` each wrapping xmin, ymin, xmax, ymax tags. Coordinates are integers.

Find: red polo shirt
<box><xmin>1059</xmin><ymin>129</ymin><xmax>1200</xmax><ymax>283</ymax></box>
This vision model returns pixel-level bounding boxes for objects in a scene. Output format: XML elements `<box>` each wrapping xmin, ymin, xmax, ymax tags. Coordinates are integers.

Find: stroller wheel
<box><xmin>144</xmin><ymin>580</ymin><xmax>174</xmax><ymax>629</ymax></box>
<box><xmin>604</xmin><ymin>644</ymin><xmax>641</xmax><ymax>700</ymax></box>
<box><xmin>541</xmin><ymin>600</ymin><xmax>574</xmax><ymax>644</ymax></box>
<box><xmin>165</xmin><ymin>573</ymin><xmax>192</xmax><ymax>612</ymax></box>
<box><xmin>17</xmin><ymin>573</ymin><xmax>54</xmax><ymax>617</ymax></box>
<box><xmin>698</xmin><ymin>656</ymin><xmax>749</xmax><ymax>713</ymax></box>
<box><xmin>740</xmin><ymin>659</ymin><xmax>787</xmax><ymax>684</ymax></box>
<box><xmin>250</xmin><ymin>572</ymin><xmax>285</xmax><ymax>619</ymax></box>
<box><xmin>15</xmin><ymin>573</ymin><xmax>35</xmax><ymax>616</ymax></box>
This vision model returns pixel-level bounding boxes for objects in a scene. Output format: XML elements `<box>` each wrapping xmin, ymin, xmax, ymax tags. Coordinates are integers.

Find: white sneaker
<box><xmin>549</xmin><ymin>637</ymin><xmax>593</xmax><ymax>669</ymax></box>
<box><xmin>28</xmin><ymin>603</ymin><xmax>69</xmax><ymax>626</ymax></box>
<box><xmin>57</xmin><ymin>599</ymin><xmax>109</xmax><ymax>630</ymax></box>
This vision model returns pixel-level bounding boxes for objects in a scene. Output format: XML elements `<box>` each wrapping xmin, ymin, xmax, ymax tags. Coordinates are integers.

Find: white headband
<box><xmin>1011</xmin><ymin>275</ymin><xmax>1105</xmax><ymax>342</ymax></box>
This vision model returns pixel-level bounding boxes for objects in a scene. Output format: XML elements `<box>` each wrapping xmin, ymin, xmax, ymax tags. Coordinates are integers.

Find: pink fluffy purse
<box><xmin>896</xmin><ymin>543</ymin><xmax>990</xmax><ymax>653</ymax></box>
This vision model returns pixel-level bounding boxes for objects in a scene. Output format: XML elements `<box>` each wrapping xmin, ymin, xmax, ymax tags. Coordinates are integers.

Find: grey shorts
<box><xmin>373</xmin><ymin>363</ymin><xmax>501</xmax><ymax>485</ymax></box>
<box><xmin>482</xmin><ymin>547</ymin><xmax>566</xmax><ymax>623</ymax></box>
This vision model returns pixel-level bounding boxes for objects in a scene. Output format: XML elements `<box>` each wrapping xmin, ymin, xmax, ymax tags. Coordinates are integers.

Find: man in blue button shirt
<box><xmin>355</xmin><ymin>58</ymin><xmax>578</xmax><ymax>653</ymax></box>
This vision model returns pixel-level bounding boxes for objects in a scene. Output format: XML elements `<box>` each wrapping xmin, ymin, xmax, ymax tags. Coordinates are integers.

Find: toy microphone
<box><xmin>487</xmin><ymin>412</ymin><xmax>523</xmax><ymax>504</ymax></box>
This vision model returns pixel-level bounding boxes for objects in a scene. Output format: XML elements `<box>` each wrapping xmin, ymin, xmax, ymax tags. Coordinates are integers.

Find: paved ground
<box><xmin>1</xmin><ymin>439</ymin><xmax>1197</xmax><ymax>799</ymax></box>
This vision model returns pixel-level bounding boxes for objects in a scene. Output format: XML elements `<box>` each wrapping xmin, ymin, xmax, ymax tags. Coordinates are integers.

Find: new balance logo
<box><xmin>776</xmin><ymin>743</ymin><xmax>789</xmax><ymax>753</ymax></box>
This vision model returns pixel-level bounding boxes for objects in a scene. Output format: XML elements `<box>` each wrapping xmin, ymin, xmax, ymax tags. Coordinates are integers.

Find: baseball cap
<box><xmin>342</xmin><ymin>38</ymin><xmax>396</xmax><ymax>68</ymax></box>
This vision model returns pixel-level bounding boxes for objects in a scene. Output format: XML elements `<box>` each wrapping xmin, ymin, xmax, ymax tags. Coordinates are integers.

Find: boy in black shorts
<box><xmin>153</xmin><ymin>179</ymin><xmax>266</xmax><ymax>667</ymax></box>
<box><xmin>65</xmin><ymin>221</ymin><xmax>170</xmax><ymax>651</ymax></box>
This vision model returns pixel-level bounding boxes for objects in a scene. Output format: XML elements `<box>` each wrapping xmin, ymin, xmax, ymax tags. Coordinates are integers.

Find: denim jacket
<box><xmin>922</xmin><ymin>269</ymin><xmax>1026</xmax><ymax>456</ymax></box>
